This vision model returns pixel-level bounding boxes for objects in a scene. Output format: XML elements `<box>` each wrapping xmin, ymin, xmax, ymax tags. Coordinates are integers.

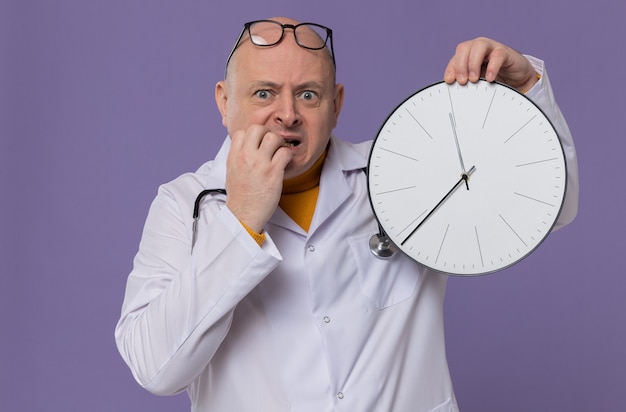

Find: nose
<box><xmin>274</xmin><ymin>94</ymin><xmax>301</xmax><ymax>128</ymax></box>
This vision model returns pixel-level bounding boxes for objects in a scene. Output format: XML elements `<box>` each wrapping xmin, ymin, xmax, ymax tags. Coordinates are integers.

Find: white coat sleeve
<box><xmin>114</xmin><ymin>182</ymin><xmax>281</xmax><ymax>395</ymax></box>
<box><xmin>524</xmin><ymin>55</ymin><xmax>579</xmax><ymax>229</ymax></box>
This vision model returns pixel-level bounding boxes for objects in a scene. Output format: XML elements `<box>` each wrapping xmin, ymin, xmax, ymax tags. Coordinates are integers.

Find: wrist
<box><xmin>240</xmin><ymin>220</ymin><xmax>266</xmax><ymax>246</ymax></box>
<box><xmin>520</xmin><ymin>72</ymin><xmax>541</xmax><ymax>94</ymax></box>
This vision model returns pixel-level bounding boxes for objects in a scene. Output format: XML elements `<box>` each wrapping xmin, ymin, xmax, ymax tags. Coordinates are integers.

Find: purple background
<box><xmin>1</xmin><ymin>1</ymin><xmax>624</xmax><ymax>411</ymax></box>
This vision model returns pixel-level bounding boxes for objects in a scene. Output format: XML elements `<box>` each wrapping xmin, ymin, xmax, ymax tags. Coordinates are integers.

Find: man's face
<box><xmin>216</xmin><ymin>20</ymin><xmax>344</xmax><ymax>179</ymax></box>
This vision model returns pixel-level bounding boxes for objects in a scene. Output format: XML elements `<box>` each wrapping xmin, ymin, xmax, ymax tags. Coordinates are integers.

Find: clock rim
<box><xmin>366</xmin><ymin>79</ymin><xmax>569</xmax><ymax>276</ymax></box>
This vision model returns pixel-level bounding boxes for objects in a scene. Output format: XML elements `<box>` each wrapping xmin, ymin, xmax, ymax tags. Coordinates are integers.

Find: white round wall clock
<box><xmin>367</xmin><ymin>79</ymin><xmax>567</xmax><ymax>275</ymax></box>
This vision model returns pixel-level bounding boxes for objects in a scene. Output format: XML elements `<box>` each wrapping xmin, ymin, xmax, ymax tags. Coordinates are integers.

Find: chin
<box><xmin>283</xmin><ymin>170</ymin><xmax>299</xmax><ymax>180</ymax></box>
<box><xmin>283</xmin><ymin>164</ymin><xmax>306</xmax><ymax>180</ymax></box>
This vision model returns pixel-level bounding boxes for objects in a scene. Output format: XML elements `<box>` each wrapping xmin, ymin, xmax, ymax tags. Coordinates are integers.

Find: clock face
<box><xmin>367</xmin><ymin>80</ymin><xmax>567</xmax><ymax>275</ymax></box>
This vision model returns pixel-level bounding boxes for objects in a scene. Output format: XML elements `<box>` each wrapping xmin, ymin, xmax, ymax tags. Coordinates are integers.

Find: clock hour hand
<box><xmin>401</xmin><ymin>165</ymin><xmax>476</xmax><ymax>246</ymax></box>
<box><xmin>449</xmin><ymin>113</ymin><xmax>469</xmax><ymax>190</ymax></box>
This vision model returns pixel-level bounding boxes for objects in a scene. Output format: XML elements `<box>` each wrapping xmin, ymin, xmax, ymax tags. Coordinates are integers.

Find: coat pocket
<box><xmin>348</xmin><ymin>233</ymin><xmax>420</xmax><ymax>309</ymax></box>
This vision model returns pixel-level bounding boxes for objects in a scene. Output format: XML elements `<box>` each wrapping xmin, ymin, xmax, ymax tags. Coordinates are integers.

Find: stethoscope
<box><xmin>369</xmin><ymin>225</ymin><xmax>396</xmax><ymax>259</ymax></box>
<box><xmin>192</xmin><ymin>188</ymin><xmax>227</xmax><ymax>252</ymax></box>
<box><xmin>191</xmin><ymin>185</ymin><xmax>397</xmax><ymax>259</ymax></box>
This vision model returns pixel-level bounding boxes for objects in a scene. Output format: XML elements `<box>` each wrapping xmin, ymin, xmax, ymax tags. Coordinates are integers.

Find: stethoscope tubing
<box><xmin>192</xmin><ymin>189</ymin><xmax>227</xmax><ymax>252</ymax></box>
<box><xmin>191</xmin><ymin>188</ymin><xmax>395</xmax><ymax>258</ymax></box>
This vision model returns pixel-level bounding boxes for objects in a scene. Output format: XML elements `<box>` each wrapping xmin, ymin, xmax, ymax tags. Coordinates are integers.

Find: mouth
<box><xmin>283</xmin><ymin>138</ymin><xmax>301</xmax><ymax>147</ymax></box>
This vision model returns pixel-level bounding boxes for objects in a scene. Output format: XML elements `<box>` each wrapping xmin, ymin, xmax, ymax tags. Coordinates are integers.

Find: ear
<box><xmin>332</xmin><ymin>83</ymin><xmax>345</xmax><ymax>127</ymax></box>
<box><xmin>215</xmin><ymin>80</ymin><xmax>228</xmax><ymax>127</ymax></box>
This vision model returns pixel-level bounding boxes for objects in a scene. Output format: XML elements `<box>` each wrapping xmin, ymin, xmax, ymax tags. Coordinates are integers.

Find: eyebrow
<box><xmin>249</xmin><ymin>80</ymin><xmax>327</xmax><ymax>91</ymax></box>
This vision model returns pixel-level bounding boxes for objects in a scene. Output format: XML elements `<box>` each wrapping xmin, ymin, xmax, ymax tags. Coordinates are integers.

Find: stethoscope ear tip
<box><xmin>369</xmin><ymin>233</ymin><xmax>396</xmax><ymax>259</ymax></box>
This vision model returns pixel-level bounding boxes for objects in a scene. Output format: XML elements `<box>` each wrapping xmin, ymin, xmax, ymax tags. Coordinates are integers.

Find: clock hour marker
<box><xmin>499</xmin><ymin>214</ymin><xmax>527</xmax><ymax>246</ymax></box>
<box><xmin>378</xmin><ymin>147</ymin><xmax>419</xmax><ymax>162</ymax></box>
<box><xmin>375</xmin><ymin>185</ymin><xmax>417</xmax><ymax>196</ymax></box>
<box><xmin>515</xmin><ymin>157</ymin><xmax>560</xmax><ymax>167</ymax></box>
<box><xmin>435</xmin><ymin>224</ymin><xmax>450</xmax><ymax>264</ymax></box>
<box><xmin>481</xmin><ymin>89</ymin><xmax>497</xmax><ymax>129</ymax></box>
<box><xmin>504</xmin><ymin>115</ymin><xmax>537</xmax><ymax>143</ymax></box>
<box><xmin>405</xmin><ymin>108</ymin><xmax>434</xmax><ymax>139</ymax></box>
<box><xmin>475</xmin><ymin>226</ymin><xmax>484</xmax><ymax>268</ymax></box>
<box><xmin>513</xmin><ymin>192</ymin><xmax>555</xmax><ymax>207</ymax></box>
<box><xmin>397</xmin><ymin>210</ymin><xmax>428</xmax><ymax>237</ymax></box>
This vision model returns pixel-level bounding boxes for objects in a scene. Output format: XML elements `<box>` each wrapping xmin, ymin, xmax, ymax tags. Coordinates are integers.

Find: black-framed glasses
<box><xmin>225</xmin><ymin>20</ymin><xmax>336</xmax><ymax>73</ymax></box>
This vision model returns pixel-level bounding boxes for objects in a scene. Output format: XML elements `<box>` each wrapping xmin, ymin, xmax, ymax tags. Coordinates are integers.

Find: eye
<box><xmin>300</xmin><ymin>90</ymin><xmax>318</xmax><ymax>101</ymax></box>
<box><xmin>254</xmin><ymin>90</ymin><xmax>270</xmax><ymax>99</ymax></box>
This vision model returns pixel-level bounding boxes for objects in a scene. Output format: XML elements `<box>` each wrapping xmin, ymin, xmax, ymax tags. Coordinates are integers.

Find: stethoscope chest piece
<box><xmin>369</xmin><ymin>233</ymin><xmax>396</xmax><ymax>259</ymax></box>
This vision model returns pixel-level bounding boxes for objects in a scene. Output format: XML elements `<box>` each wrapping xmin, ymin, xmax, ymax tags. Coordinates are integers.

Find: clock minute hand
<box><xmin>449</xmin><ymin>113</ymin><xmax>469</xmax><ymax>190</ymax></box>
<box><xmin>401</xmin><ymin>165</ymin><xmax>476</xmax><ymax>246</ymax></box>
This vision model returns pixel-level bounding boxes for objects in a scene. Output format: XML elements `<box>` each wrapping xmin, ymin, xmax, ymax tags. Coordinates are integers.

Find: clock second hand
<box><xmin>401</xmin><ymin>165</ymin><xmax>476</xmax><ymax>246</ymax></box>
<box><xmin>449</xmin><ymin>112</ymin><xmax>470</xmax><ymax>190</ymax></box>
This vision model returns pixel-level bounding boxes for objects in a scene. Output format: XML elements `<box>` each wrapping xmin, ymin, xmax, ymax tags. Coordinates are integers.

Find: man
<box><xmin>115</xmin><ymin>17</ymin><xmax>578</xmax><ymax>411</ymax></box>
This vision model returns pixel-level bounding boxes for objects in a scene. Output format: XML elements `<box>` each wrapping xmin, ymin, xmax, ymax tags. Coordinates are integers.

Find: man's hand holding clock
<box><xmin>444</xmin><ymin>36</ymin><xmax>539</xmax><ymax>92</ymax></box>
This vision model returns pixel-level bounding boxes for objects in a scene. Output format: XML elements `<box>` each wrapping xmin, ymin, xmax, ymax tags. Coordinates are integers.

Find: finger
<box><xmin>460</xmin><ymin>38</ymin><xmax>499</xmax><ymax>83</ymax></box>
<box><xmin>271</xmin><ymin>146</ymin><xmax>293</xmax><ymax>170</ymax></box>
<box><xmin>257</xmin><ymin>131</ymin><xmax>287</xmax><ymax>158</ymax></box>
<box><xmin>445</xmin><ymin>39</ymin><xmax>483</xmax><ymax>85</ymax></box>
<box><xmin>240</xmin><ymin>124</ymin><xmax>269</xmax><ymax>150</ymax></box>
<box><xmin>229</xmin><ymin>127</ymin><xmax>264</xmax><ymax>163</ymax></box>
<box><xmin>445</xmin><ymin>37</ymin><xmax>505</xmax><ymax>84</ymax></box>
<box><xmin>229</xmin><ymin>128</ymin><xmax>246</xmax><ymax>151</ymax></box>
<box><xmin>480</xmin><ymin>47</ymin><xmax>507</xmax><ymax>82</ymax></box>
<box><xmin>264</xmin><ymin>135</ymin><xmax>294</xmax><ymax>172</ymax></box>
<box><xmin>227</xmin><ymin>126</ymin><xmax>269</xmax><ymax>175</ymax></box>
<box><xmin>443</xmin><ymin>59</ymin><xmax>459</xmax><ymax>84</ymax></box>
<box><xmin>465</xmin><ymin>39</ymin><xmax>492</xmax><ymax>83</ymax></box>
<box><xmin>444</xmin><ymin>41</ymin><xmax>470</xmax><ymax>84</ymax></box>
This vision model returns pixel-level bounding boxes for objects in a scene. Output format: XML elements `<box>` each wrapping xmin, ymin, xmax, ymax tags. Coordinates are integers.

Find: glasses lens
<box><xmin>248</xmin><ymin>21</ymin><xmax>284</xmax><ymax>46</ymax></box>
<box><xmin>294</xmin><ymin>24</ymin><xmax>329</xmax><ymax>50</ymax></box>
